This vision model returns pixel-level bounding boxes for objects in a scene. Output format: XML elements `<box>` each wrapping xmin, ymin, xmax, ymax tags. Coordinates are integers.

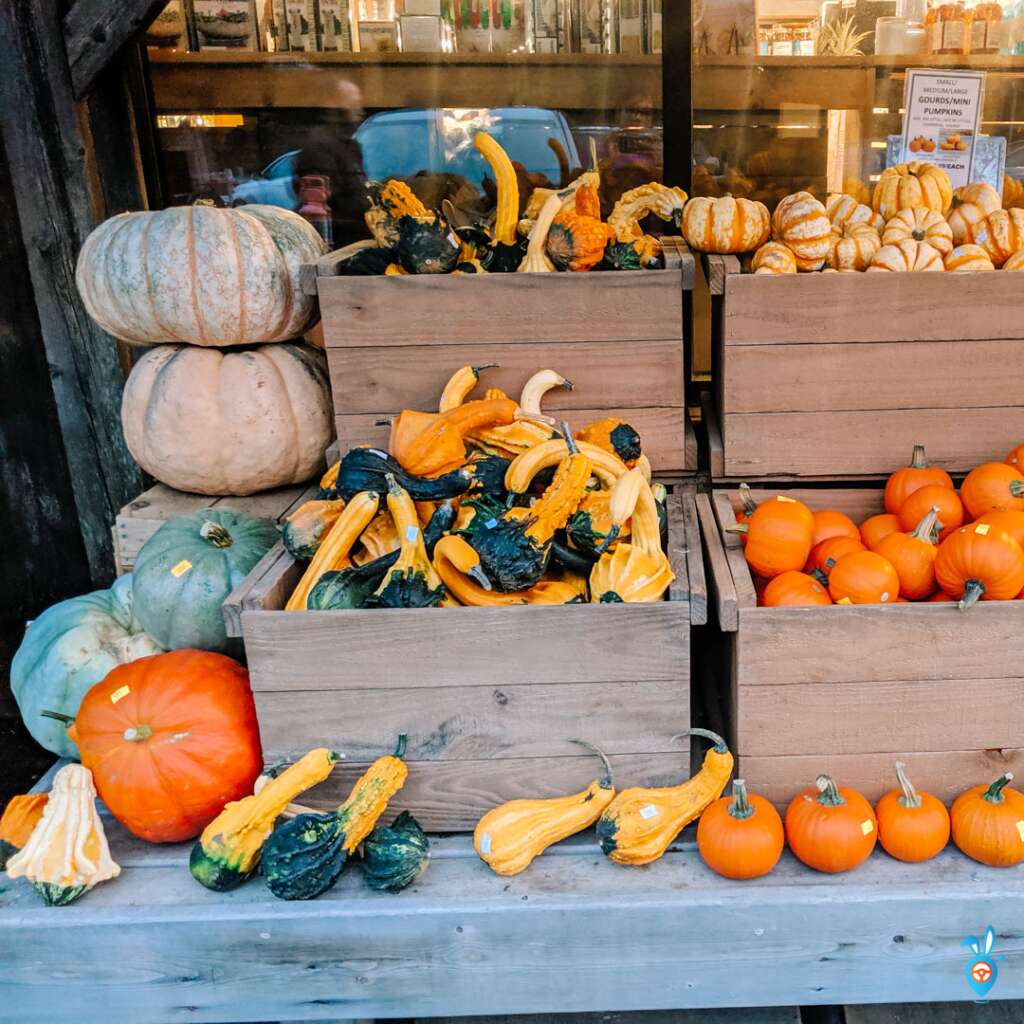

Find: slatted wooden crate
<box><xmin>113</xmin><ymin>483</ymin><xmax>311</xmax><ymax>575</ymax></box>
<box><xmin>308</xmin><ymin>239</ymin><xmax>697</xmax><ymax>478</ymax></box>
<box><xmin>702</xmin><ymin>254</ymin><xmax>1024</xmax><ymax>481</ymax></box>
<box><xmin>223</xmin><ymin>488</ymin><xmax>706</xmax><ymax>832</ymax></box>
<box><xmin>697</xmin><ymin>484</ymin><xmax>1024</xmax><ymax>808</ymax></box>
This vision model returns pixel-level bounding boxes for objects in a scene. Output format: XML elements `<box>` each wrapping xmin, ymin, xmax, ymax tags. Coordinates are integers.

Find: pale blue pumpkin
<box><xmin>11</xmin><ymin>575</ymin><xmax>163</xmax><ymax>758</ymax></box>
<box><xmin>131</xmin><ymin>508</ymin><xmax>279</xmax><ymax>654</ymax></box>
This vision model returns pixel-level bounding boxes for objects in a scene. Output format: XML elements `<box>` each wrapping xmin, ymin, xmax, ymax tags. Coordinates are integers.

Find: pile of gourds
<box><xmin>281</xmin><ymin>366</ymin><xmax>676</xmax><ymax>609</ymax></box>
<box><xmin>682</xmin><ymin>161</ymin><xmax>1024</xmax><ymax>274</ymax></box>
<box><xmin>730</xmin><ymin>443</ymin><xmax>1024</xmax><ymax>609</ymax></box>
<box><xmin>340</xmin><ymin>132</ymin><xmax>688</xmax><ymax>276</ymax></box>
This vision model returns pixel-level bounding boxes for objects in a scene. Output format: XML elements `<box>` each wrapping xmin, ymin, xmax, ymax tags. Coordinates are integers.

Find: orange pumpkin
<box><xmin>828</xmin><ymin>550</ymin><xmax>900</xmax><ymax>605</ymax></box>
<box><xmin>951</xmin><ymin>773</ymin><xmax>1024</xmax><ymax>867</ymax></box>
<box><xmin>1004</xmin><ymin>250</ymin><xmax>1024</xmax><ymax>271</ymax></box>
<box><xmin>971</xmin><ymin>208</ymin><xmax>1024</xmax><ymax>266</ymax></box>
<box><xmin>65</xmin><ymin>649</ymin><xmax>263</xmax><ymax>843</ymax></box>
<box><xmin>1006</xmin><ymin>443</ymin><xmax>1024</xmax><ymax>468</ymax></box>
<box><xmin>808</xmin><ymin>535</ymin><xmax>866</xmax><ymax>581</ymax></box>
<box><xmin>897</xmin><ymin>484</ymin><xmax>964</xmax><ymax>539</ymax></box>
<box><xmin>975</xmin><ymin>508</ymin><xmax>1024</xmax><ymax>547</ymax></box>
<box><xmin>0</xmin><ymin>793</ymin><xmax>48</xmax><ymax>869</ymax></box>
<box><xmin>811</xmin><ymin>509</ymin><xmax>861</xmax><ymax>549</ymax></box>
<box><xmin>960</xmin><ymin>462</ymin><xmax>1024</xmax><ymax>518</ymax></box>
<box><xmin>697</xmin><ymin>779</ymin><xmax>785</xmax><ymax>880</ymax></box>
<box><xmin>727</xmin><ymin>496</ymin><xmax>814</xmax><ymax>579</ymax></box>
<box><xmin>785</xmin><ymin>774</ymin><xmax>877</xmax><ymax>874</ymax></box>
<box><xmin>928</xmin><ymin>590</ymin><xmax>956</xmax><ymax>603</ymax></box>
<box><xmin>867</xmin><ymin>239</ymin><xmax>944</xmax><ymax>273</ymax></box>
<box><xmin>947</xmin><ymin>182</ymin><xmax>1001</xmax><ymax>245</ymax></box>
<box><xmin>762</xmin><ymin>571</ymin><xmax>832</xmax><ymax>607</ymax></box>
<box><xmin>934</xmin><ymin>523</ymin><xmax>1024</xmax><ymax>609</ymax></box>
<box><xmin>876</xmin><ymin>761</ymin><xmax>950</xmax><ymax>863</ymax></box>
<box><xmin>884</xmin><ymin>444</ymin><xmax>953</xmax><ymax>514</ymax></box>
<box><xmin>751</xmin><ymin>241</ymin><xmax>797</xmax><ymax>275</ymax></box>
<box><xmin>860</xmin><ymin>512</ymin><xmax>902</xmax><ymax>550</ymax></box>
<box><xmin>682</xmin><ymin>195</ymin><xmax>770</xmax><ymax>254</ymax></box>
<box><xmin>875</xmin><ymin>507</ymin><xmax>940</xmax><ymax>600</ymax></box>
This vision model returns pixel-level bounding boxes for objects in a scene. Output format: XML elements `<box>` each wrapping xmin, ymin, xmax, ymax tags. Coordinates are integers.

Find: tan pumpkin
<box><xmin>1004</xmin><ymin>174</ymin><xmax>1024</xmax><ymax>209</ymax></box>
<box><xmin>828</xmin><ymin>223</ymin><xmax>881</xmax><ymax>272</ymax></box>
<box><xmin>771</xmin><ymin>192</ymin><xmax>831</xmax><ymax>270</ymax></box>
<box><xmin>882</xmin><ymin>208</ymin><xmax>953</xmax><ymax>255</ymax></box>
<box><xmin>76</xmin><ymin>205</ymin><xmax>325</xmax><ymax>347</ymax></box>
<box><xmin>971</xmin><ymin>208</ymin><xmax>1024</xmax><ymax>266</ymax></box>
<box><xmin>944</xmin><ymin>244</ymin><xmax>994</xmax><ymax>273</ymax></box>
<box><xmin>122</xmin><ymin>343</ymin><xmax>334</xmax><ymax>495</ymax></box>
<box><xmin>947</xmin><ymin>182</ymin><xmax>1000</xmax><ymax>245</ymax></box>
<box><xmin>682</xmin><ymin>195</ymin><xmax>770</xmax><ymax>254</ymax></box>
<box><xmin>826</xmin><ymin>193</ymin><xmax>882</xmax><ymax>233</ymax></box>
<box><xmin>751</xmin><ymin>242</ymin><xmax>797</xmax><ymax>275</ymax></box>
<box><xmin>1003</xmin><ymin>249</ymin><xmax>1024</xmax><ymax>271</ymax></box>
<box><xmin>873</xmin><ymin>162</ymin><xmax>952</xmax><ymax>220</ymax></box>
<box><xmin>868</xmin><ymin>239</ymin><xmax>944</xmax><ymax>273</ymax></box>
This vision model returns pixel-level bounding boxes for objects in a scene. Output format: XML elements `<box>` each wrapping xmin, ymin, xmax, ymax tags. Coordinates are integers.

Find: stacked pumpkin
<box><xmin>76</xmin><ymin>203</ymin><xmax>334</xmax><ymax>495</ymax></box>
<box><xmin>730</xmin><ymin>443</ymin><xmax>1024</xmax><ymax>610</ymax></box>
<box><xmin>280</xmin><ymin>366</ymin><xmax>675</xmax><ymax>609</ymax></box>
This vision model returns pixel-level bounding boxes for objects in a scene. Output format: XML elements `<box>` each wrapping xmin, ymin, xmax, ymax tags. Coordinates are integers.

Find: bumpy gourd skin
<box><xmin>282</xmin><ymin>499</ymin><xmax>347</xmax><ymax>561</ymax></box>
<box><xmin>360</xmin><ymin>811</ymin><xmax>430</xmax><ymax>892</ymax></box>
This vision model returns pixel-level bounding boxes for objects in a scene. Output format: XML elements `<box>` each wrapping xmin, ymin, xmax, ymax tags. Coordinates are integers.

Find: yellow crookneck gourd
<box><xmin>473</xmin><ymin>132</ymin><xmax>521</xmax><ymax>271</ymax></box>
<box><xmin>189</xmin><ymin>748</ymin><xmax>340</xmax><ymax>891</ymax></box>
<box><xmin>596</xmin><ymin>729</ymin><xmax>734</xmax><ymax>866</ymax></box>
<box><xmin>282</xmin><ymin>498</ymin><xmax>347</xmax><ymax>562</ymax></box>
<box><xmin>474</xmin><ymin>741</ymin><xmax>616</xmax><ymax>875</ymax></box>
<box><xmin>6</xmin><ymin>763</ymin><xmax>120</xmax><ymax>906</ymax></box>
<box><xmin>286</xmin><ymin>491</ymin><xmax>380</xmax><ymax>610</ymax></box>
<box><xmin>505</xmin><ymin>435</ymin><xmax>628</xmax><ymax>494</ymax></box>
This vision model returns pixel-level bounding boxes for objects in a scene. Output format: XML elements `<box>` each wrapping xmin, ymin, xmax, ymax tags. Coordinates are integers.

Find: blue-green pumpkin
<box><xmin>132</xmin><ymin>509</ymin><xmax>279</xmax><ymax>653</ymax></box>
<box><xmin>11</xmin><ymin>575</ymin><xmax>163</xmax><ymax>758</ymax></box>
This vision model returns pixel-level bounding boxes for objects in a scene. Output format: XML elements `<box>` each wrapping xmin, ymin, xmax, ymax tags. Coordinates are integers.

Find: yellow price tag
<box><xmin>975</xmin><ymin>523</ymin><xmax>990</xmax><ymax>536</ymax></box>
<box><xmin>861</xmin><ymin>819</ymin><xmax>874</xmax><ymax>836</ymax></box>
<box><xmin>838</xmin><ymin>597</ymin><xmax>852</xmax><ymax>605</ymax></box>
<box><xmin>110</xmin><ymin>685</ymin><xmax>131</xmax><ymax>705</ymax></box>
<box><xmin>1016</xmin><ymin>820</ymin><xmax>1024</xmax><ymax>843</ymax></box>
<box><xmin>171</xmin><ymin>559</ymin><xmax>193</xmax><ymax>578</ymax></box>
<box><xmin>776</xmin><ymin>496</ymin><xmax>796</xmax><ymax>503</ymax></box>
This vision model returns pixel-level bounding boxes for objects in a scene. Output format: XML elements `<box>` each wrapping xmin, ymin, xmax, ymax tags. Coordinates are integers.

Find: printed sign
<box><xmin>900</xmin><ymin>68</ymin><xmax>985</xmax><ymax>188</ymax></box>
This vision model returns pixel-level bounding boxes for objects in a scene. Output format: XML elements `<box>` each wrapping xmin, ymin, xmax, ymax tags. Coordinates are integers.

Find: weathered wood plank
<box><xmin>729</xmin><ymin>485</ymin><xmax>884</xmax><ymax>523</ymax></box>
<box><xmin>677</xmin><ymin>493</ymin><xmax>708</xmax><ymax>626</ymax></box>
<box><xmin>326</xmin><ymin>339</ymin><xmax>684</xmax><ymax>414</ymax></box>
<box><xmin>724</xmin><ymin>338</ymin><xmax>1024</xmax><ymax>413</ymax></box>
<box><xmin>696</xmin><ymin>493</ymin><xmax>738</xmax><ymax>632</ymax></box>
<box><xmin>709</xmin><ymin>491</ymin><xmax>757</xmax><ymax>609</ymax></box>
<box><xmin>846</xmin><ymin>1002</ymin><xmax>1024</xmax><ymax>1024</ymax></box>
<box><xmin>701</xmin><ymin>390</ymin><xmax>726</xmax><ymax>481</ymax></box>
<box><xmin>318</xmin><ymin>271</ymin><xmax>684</xmax><ymax>347</ymax></box>
<box><xmin>419</xmin><ymin>1011</ymin><xmax>799</xmax><ymax>1024</ymax></box>
<box><xmin>703</xmin><ymin>254</ymin><xmax>741</xmax><ymax>296</ymax></box>
<box><xmin>223</xmin><ymin>542</ymin><xmax>291</xmax><ymax>638</ymax></box>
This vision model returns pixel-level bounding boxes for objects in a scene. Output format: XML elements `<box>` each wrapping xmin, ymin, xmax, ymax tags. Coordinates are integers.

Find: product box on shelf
<box><xmin>306</xmin><ymin>237</ymin><xmax>698</xmax><ymax>477</ymax></box>
<box><xmin>702</xmin><ymin>253</ymin><xmax>1024</xmax><ymax>481</ymax></box>
<box><xmin>223</xmin><ymin>487</ymin><xmax>706</xmax><ymax>832</ymax></box>
<box><xmin>699</xmin><ymin>484</ymin><xmax>1024</xmax><ymax>808</ymax></box>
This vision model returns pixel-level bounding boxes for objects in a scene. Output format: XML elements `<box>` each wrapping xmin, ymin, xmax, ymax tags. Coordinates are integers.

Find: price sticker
<box><xmin>639</xmin><ymin>804</ymin><xmax>659</xmax><ymax>820</ymax></box>
<box><xmin>484</xmin><ymin>518</ymin><xmax>498</xmax><ymax>529</ymax></box>
<box><xmin>110</xmin><ymin>685</ymin><xmax>131</xmax><ymax>705</ymax></box>
<box><xmin>861</xmin><ymin>819</ymin><xmax>874</xmax><ymax>836</ymax></box>
<box><xmin>405</xmin><ymin>525</ymin><xmax>420</xmax><ymax>542</ymax></box>
<box><xmin>838</xmin><ymin>597</ymin><xmax>852</xmax><ymax>605</ymax></box>
<box><xmin>480</xmin><ymin>833</ymin><xmax>492</xmax><ymax>854</ymax></box>
<box><xmin>776</xmin><ymin>496</ymin><xmax>796</xmax><ymax>503</ymax></box>
<box><xmin>1017</xmin><ymin>821</ymin><xmax>1024</xmax><ymax>843</ymax></box>
<box><xmin>171</xmin><ymin>559</ymin><xmax>193</xmax><ymax>578</ymax></box>
<box><xmin>975</xmin><ymin>523</ymin><xmax>990</xmax><ymax>536</ymax></box>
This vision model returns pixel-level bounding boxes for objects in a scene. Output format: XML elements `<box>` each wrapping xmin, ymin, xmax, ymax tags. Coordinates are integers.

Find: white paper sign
<box><xmin>900</xmin><ymin>68</ymin><xmax>985</xmax><ymax>188</ymax></box>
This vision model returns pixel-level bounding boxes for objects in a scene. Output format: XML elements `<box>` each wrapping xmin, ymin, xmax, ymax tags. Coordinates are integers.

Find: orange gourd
<box><xmin>811</xmin><ymin>509</ymin><xmax>860</xmax><ymax>549</ymax></box>
<box><xmin>1006</xmin><ymin>443</ymin><xmax>1024</xmax><ymax>469</ymax></box>
<box><xmin>0</xmin><ymin>793</ymin><xmax>48</xmax><ymax>870</ymax></box>
<box><xmin>785</xmin><ymin>774</ymin><xmax>878</xmax><ymax>874</ymax></box>
<box><xmin>762</xmin><ymin>571</ymin><xmax>832</xmax><ymax>607</ymax></box>
<box><xmin>934</xmin><ymin>522</ymin><xmax>1024</xmax><ymax>609</ymax></box>
<box><xmin>960</xmin><ymin>462</ymin><xmax>1024</xmax><ymax>519</ymax></box>
<box><xmin>897</xmin><ymin>484</ymin><xmax>963</xmax><ymax>539</ymax></box>
<box><xmin>951</xmin><ymin>773</ymin><xmax>1024</xmax><ymax>867</ymax></box>
<box><xmin>697</xmin><ymin>779</ymin><xmax>785</xmax><ymax>880</ymax></box>
<box><xmin>808</xmin><ymin>535</ymin><xmax>866</xmax><ymax>581</ymax></box>
<box><xmin>876</xmin><ymin>762</ymin><xmax>950</xmax><ymax>863</ymax></box>
<box><xmin>884</xmin><ymin>444</ymin><xmax>953</xmax><ymax>513</ymax></box>
<box><xmin>875</xmin><ymin>507</ymin><xmax>940</xmax><ymax>600</ymax></box>
<box><xmin>975</xmin><ymin>508</ymin><xmax>1024</xmax><ymax>547</ymax></box>
<box><xmin>860</xmin><ymin>512</ymin><xmax>902</xmax><ymax>550</ymax></box>
<box><xmin>726</xmin><ymin>495</ymin><xmax>814</xmax><ymax>579</ymax></box>
<box><xmin>828</xmin><ymin>550</ymin><xmax>900</xmax><ymax>605</ymax></box>
<box><xmin>928</xmin><ymin>589</ymin><xmax>956</xmax><ymax>602</ymax></box>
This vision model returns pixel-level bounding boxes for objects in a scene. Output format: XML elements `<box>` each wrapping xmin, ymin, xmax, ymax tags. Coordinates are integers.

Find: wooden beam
<box><xmin>63</xmin><ymin>0</ymin><xmax>167</xmax><ymax>100</ymax></box>
<box><xmin>0</xmin><ymin>0</ymin><xmax>143</xmax><ymax>583</ymax></box>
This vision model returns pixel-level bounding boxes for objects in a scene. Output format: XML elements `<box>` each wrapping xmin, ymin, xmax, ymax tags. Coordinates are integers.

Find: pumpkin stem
<box><xmin>738</xmin><ymin>483</ymin><xmax>756</xmax><ymax>516</ymax></box>
<box><xmin>671</xmin><ymin>727</ymin><xmax>730</xmax><ymax>754</ymax></box>
<box><xmin>959</xmin><ymin>579</ymin><xmax>985</xmax><ymax>611</ymax></box>
<box><xmin>560</xmin><ymin>422</ymin><xmax>580</xmax><ymax>456</ymax></box>
<box><xmin>728</xmin><ymin>778</ymin><xmax>755</xmax><ymax>820</ymax></box>
<box><xmin>1011</xmin><ymin>481</ymin><xmax>1024</xmax><ymax>498</ymax></box>
<box><xmin>473</xmin><ymin>363</ymin><xmax>499</xmax><ymax>376</ymax></box>
<box><xmin>40</xmin><ymin>709</ymin><xmax>75</xmax><ymax>726</ymax></box>
<box><xmin>910</xmin><ymin>506</ymin><xmax>941</xmax><ymax>544</ymax></box>
<box><xmin>199</xmin><ymin>520</ymin><xmax>233</xmax><ymax>548</ymax></box>
<box><xmin>467</xmin><ymin>563</ymin><xmax>492</xmax><ymax>590</ymax></box>
<box><xmin>982</xmin><ymin>772</ymin><xmax>1014</xmax><ymax>803</ymax></box>
<box><xmin>909</xmin><ymin>443</ymin><xmax>929</xmax><ymax>469</ymax></box>
<box><xmin>815</xmin><ymin>774</ymin><xmax>845</xmax><ymax>806</ymax></box>
<box><xmin>569</xmin><ymin>738</ymin><xmax>614</xmax><ymax>789</ymax></box>
<box><xmin>810</xmin><ymin>567</ymin><xmax>829</xmax><ymax>586</ymax></box>
<box><xmin>123</xmin><ymin>724</ymin><xmax>153</xmax><ymax>742</ymax></box>
<box><xmin>723</xmin><ymin>522</ymin><xmax>749</xmax><ymax>536</ymax></box>
<box><xmin>594</xmin><ymin>525</ymin><xmax>621</xmax><ymax>556</ymax></box>
<box><xmin>394</xmin><ymin>733</ymin><xmax>408</xmax><ymax>759</ymax></box>
<box><xmin>894</xmin><ymin>761</ymin><xmax>922</xmax><ymax>808</ymax></box>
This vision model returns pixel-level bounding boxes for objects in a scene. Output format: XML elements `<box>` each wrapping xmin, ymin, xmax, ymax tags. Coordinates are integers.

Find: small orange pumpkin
<box><xmin>860</xmin><ymin>512</ymin><xmax>902</xmax><ymax>550</ymax></box>
<box><xmin>872</xmin><ymin>161</ymin><xmax>952</xmax><ymax>220</ymax></box>
<box><xmin>808</xmin><ymin>535</ymin><xmax>866</xmax><ymax>581</ymax></box>
<box><xmin>682</xmin><ymin>195</ymin><xmax>770</xmax><ymax>254</ymax></box>
<box><xmin>751</xmin><ymin>241</ymin><xmax>797</xmax><ymax>275</ymax></box>
<box><xmin>1006</xmin><ymin>443</ymin><xmax>1024</xmax><ymax>468</ymax></box>
<box><xmin>960</xmin><ymin>462</ymin><xmax>1024</xmax><ymax>518</ymax></box>
<box><xmin>875</xmin><ymin>506</ymin><xmax>940</xmax><ymax>600</ymax></box>
<box><xmin>828</xmin><ymin>550</ymin><xmax>900</xmax><ymax>605</ymax></box>
<box><xmin>971</xmin><ymin>208</ymin><xmax>1024</xmax><ymax>266</ymax></box>
<box><xmin>884</xmin><ymin>444</ymin><xmax>954</xmax><ymax>514</ymax></box>
<box><xmin>762</xmin><ymin>571</ymin><xmax>832</xmax><ymax>607</ymax></box>
<box><xmin>697</xmin><ymin>779</ymin><xmax>785</xmax><ymax>880</ymax></box>
<box><xmin>951</xmin><ymin>773</ymin><xmax>1024</xmax><ymax>867</ymax></box>
<box><xmin>785</xmin><ymin>774</ymin><xmax>877</xmax><ymax>874</ymax></box>
<box><xmin>811</xmin><ymin>509</ymin><xmax>861</xmax><ymax>549</ymax></box>
<box><xmin>935</xmin><ymin>522</ymin><xmax>1024</xmax><ymax>608</ymax></box>
<box><xmin>726</xmin><ymin>495</ymin><xmax>814</xmax><ymax>579</ymax></box>
<box><xmin>1003</xmin><ymin>250</ymin><xmax>1024</xmax><ymax>271</ymax></box>
<box><xmin>771</xmin><ymin>191</ymin><xmax>832</xmax><ymax>271</ymax></box>
<box><xmin>975</xmin><ymin>508</ymin><xmax>1024</xmax><ymax>547</ymax></box>
<box><xmin>897</xmin><ymin>483</ymin><xmax>964</xmax><ymax>539</ymax></box>
<box><xmin>876</xmin><ymin>761</ymin><xmax>950</xmax><ymax>863</ymax></box>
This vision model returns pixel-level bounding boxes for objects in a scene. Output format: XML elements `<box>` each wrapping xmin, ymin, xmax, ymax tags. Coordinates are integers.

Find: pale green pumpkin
<box><xmin>11</xmin><ymin>575</ymin><xmax>163</xmax><ymax>758</ymax></box>
<box><xmin>131</xmin><ymin>508</ymin><xmax>279</xmax><ymax>653</ymax></box>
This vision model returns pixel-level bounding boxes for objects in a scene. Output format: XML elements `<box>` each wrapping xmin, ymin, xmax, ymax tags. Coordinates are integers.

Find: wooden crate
<box><xmin>309</xmin><ymin>240</ymin><xmax>698</xmax><ymax>478</ymax></box>
<box><xmin>113</xmin><ymin>483</ymin><xmax>310</xmax><ymax>575</ymax></box>
<box><xmin>698</xmin><ymin>484</ymin><xmax>1024</xmax><ymax>808</ymax></box>
<box><xmin>223</xmin><ymin>489</ymin><xmax>706</xmax><ymax>832</ymax></box>
<box><xmin>703</xmin><ymin>254</ymin><xmax>1024</xmax><ymax>481</ymax></box>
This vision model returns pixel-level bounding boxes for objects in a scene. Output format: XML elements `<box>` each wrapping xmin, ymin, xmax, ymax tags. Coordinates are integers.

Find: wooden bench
<box><xmin>3</xmin><ymin>767</ymin><xmax>1023</xmax><ymax>1023</ymax></box>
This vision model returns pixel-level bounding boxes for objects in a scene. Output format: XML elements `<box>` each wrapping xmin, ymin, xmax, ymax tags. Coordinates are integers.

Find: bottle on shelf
<box><xmin>298</xmin><ymin>175</ymin><xmax>333</xmax><ymax>248</ymax></box>
<box><xmin>968</xmin><ymin>0</ymin><xmax>1004</xmax><ymax>52</ymax></box>
<box><xmin>192</xmin><ymin>0</ymin><xmax>260</xmax><ymax>50</ymax></box>
<box><xmin>319</xmin><ymin>0</ymin><xmax>356</xmax><ymax>49</ymax></box>
<box><xmin>926</xmin><ymin>0</ymin><xmax>967</xmax><ymax>54</ymax></box>
<box><xmin>147</xmin><ymin>1</ymin><xmax>191</xmax><ymax>50</ymax></box>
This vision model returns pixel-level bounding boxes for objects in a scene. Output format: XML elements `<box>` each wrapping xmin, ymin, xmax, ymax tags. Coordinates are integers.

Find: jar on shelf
<box><xmin>926</xmin><ymin>1</ymin><xmax>968</xmax><ymax>54</ymax></box>
<box><xmin>969</xmin><ymin>1</ymin><xmax>1004</xmax><ymax>52</ymax></box>
<box><xmin>793</xmin><ymin>23</ymin><xmax>815</xmax><ymax>53</ymax></box>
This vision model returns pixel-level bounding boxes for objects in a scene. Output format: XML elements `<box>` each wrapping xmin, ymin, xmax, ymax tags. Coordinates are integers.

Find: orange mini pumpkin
<box><xmin>882</xmin><ymin>207</ymin><xmax>954</xmax><ymax>255</ymax></box>
<box><xmin>944</xmin><ymin>244</ymin><xmax>994</xmax><ymax>272</ymax></box>
<box><xmin>762</xmin><ymin>571</ymin><xmax>832</xmax><ymax>607</ymax></box>
<box><xmin>771</xmin><ymin>191</ymin><xmax>832</xmax><ymax>271</ymax></box>
<box><xmin>1006</xmin><ymin>443</ymin><xmax>1024</xmax><ymax>468</ymax></box>
<box><xmin>726</xmin><ymin>495</ymin><xmax>814</xmax><ymax>579</ymax></box>
<box><xmin>960</xmin><ymin>462</ymin><xmax>1024</xmax><ymax>518</ymax></box>
<box><xmin>935</xmin><ymin>522</ymin><xmax>1024</xmax><ymax>609</ymax></box>
<box><xmin>860</xmin><ymin>512</ymin><xmax>902</xmax><ymax>550</ymax></box>
<box><xmin>875</xmin><ymin>507</ymin><xmax>941</xmax><ymax>600</ymax></box>
<box><xmin>947</xmin><ymin>182</ymin><xmax>1001</xmax><ymax>245</ymax></box>
<box><xmin>811</xmin><ymin>509</ymin><xmax>861</xmax><ymax>549</ymax></box>
<box><xmin>975</xmin><ymin>508</ymin><xmax>1024</xmax><ymax>547</ymax></box>
<box><xmin>951</xmin><ymin>773</ymin><xmax>1024</xmax><ymax>867</ymax></box>
<box><xmin>876</xmin><ymin>761</ymin><xmax>950</xmax><ymax>863</ymax></box>
<box><xmin>808</xmin><ymin>535</ymin><xmax>866</xmax><ymax>581</ymax></box>
<box><xmin>971</xmin><ymin>208</ymin><xmax>1024</xmax><ymax>266</ymax></box>
<box><xmin>897</xmin><ymin>483</ymin><xmax>964</xmax><ymax>539</ymax></box>
<box><xmin>785</xmin><ymin>774</ymin><xmax>877</xmax><ymax>874</ymax></box>
<box><xmin>697</xmin><ymin>779</ymin><xmax>785</xmax><ymax>880</ymax></box>
<box><xmin>828</xmin><ymin>550</ymin><xmax>900</xmax><ymax>605</ymax></box>
<box><xmin>884</xmin><ymin>444</ymin><xmax>954</xmax><ymax>514</ymax></box>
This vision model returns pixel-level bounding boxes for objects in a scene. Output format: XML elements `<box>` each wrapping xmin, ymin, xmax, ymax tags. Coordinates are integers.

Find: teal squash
<box><xmin>360</xmin><ymin>811</ymin><xmax>430</xmax><ymax>892</ymax></box>
<box><xmin>132</xmin><ymin>509</ymin><xmax>279</xmax><ymax>653</ymax></box>
<box><xmin>10</xmin><ymin>575</ymin><xmax>163</xmax><ymax>758</ymax></box>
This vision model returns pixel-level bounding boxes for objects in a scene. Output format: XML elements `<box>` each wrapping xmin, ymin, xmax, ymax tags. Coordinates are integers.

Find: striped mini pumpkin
<box><xmin>826</xmin><ymin>192</ymin><xmax>883</xmax><ymax>234</ymax></box>
<box><xmin>944</xmin><ymin>244</ymin><xmax>994</xmax><ymax>272</ymax></box>
<box><xmin>828</xmin><ymin>223</ymin><xmax>881</xmax><ymax>272</ymax></box>
<box><xmin>682</xmin><ymin>195</ymin><xmax>770</xmax><ymax>254</ymax></box>
<box><xmin>947</xmin><ymin>182</ymin><xmax>1000</xmax><ymax>245</ymax></box>
<box><xmin>970</xmin><ymin>208</ymin><xmax>1024</xmax><ymax>267</ymax></box>
<box><xmin>751</xmin><ymin>241</ymin><xmax>797</xmax><ymax>275</ymax></box>
<box><xmin>1003</xmin><ymin>249</ymin><xmax>1024</xmax><ymax>271</ymax></box>
<box><xmin>882</xmin><ymin>207</ymin><xmax>954</xmax><ymax>255</ymax></box>
<box><xmin>867</xmin><ymin>239</ymin><xmax>945</xmax><ymax>273</ymax></box>
<box><xmin>873</xmin><ymin>162</ymin><xmax>952</xmax><ymax>221</ymax></box>
<box><xmin>771</xmin><ymin>192</ymin><xmax>831</xmax><ymax>271</ymax></box>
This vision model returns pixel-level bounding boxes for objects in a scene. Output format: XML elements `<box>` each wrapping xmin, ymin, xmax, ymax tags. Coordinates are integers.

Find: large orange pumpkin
<box><xmin>66</xmin><ymin>649</ymin><xmax>263</xmax><ymax>843</ymax></box>
<box><xmin>975</xmin><ymin>508</ymin><xmax>1024</xmax><ymax>547</ymax></box>
<box><xmin>934</xmin><ymin>523</ymin><xmax>1024</xmax><ymax>609</ymax></box>
<box><xmin>960</xmin><ymin>462</ymin><xmax>1024</xmax><ymax>518</ymax></box>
